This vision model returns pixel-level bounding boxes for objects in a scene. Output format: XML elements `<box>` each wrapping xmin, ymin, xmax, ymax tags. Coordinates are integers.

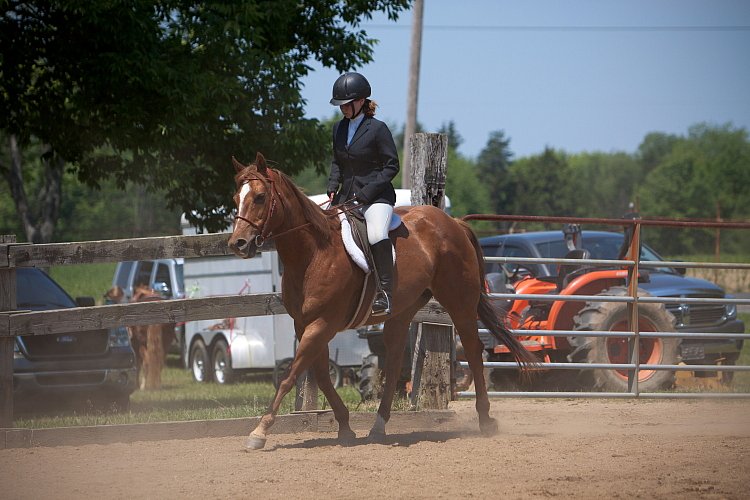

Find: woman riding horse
<box><xmin>228</xmin><ymin>153</ymin><xmax>536</xmax><ymax>450</ymax></box>
<box><xmin>327</xmin><ymin>72</ymin><xmax>399</xmax><ymax>316</ymax></box>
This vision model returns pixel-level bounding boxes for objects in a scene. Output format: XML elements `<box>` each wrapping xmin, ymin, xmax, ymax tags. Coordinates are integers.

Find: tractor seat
<box><xmin>556</xmin><ymin>249</ymin><xmax>591</xmax><ymax>291</ymax></box>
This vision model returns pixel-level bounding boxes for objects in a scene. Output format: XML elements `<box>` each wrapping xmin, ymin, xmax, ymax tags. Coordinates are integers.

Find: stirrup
<box><xmin>371</xmin><ymin>292</ymin><xmax>391</xmax><ymax>316</ymax></box>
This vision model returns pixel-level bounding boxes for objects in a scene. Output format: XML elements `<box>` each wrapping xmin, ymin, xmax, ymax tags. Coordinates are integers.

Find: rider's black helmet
<box><xmin>330</xmin><ymin>72</ymin><xmax>371</xmax><ymax>106</ymax></box>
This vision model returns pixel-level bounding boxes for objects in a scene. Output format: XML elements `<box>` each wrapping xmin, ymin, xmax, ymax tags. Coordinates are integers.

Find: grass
<box><xmin>13</xmin><ymin>359</ymin><xmax>368</xmax><ymax>429</ymax></box>
<box><xmin>49</xmin><ymin>262</ymin><xmax>117</xmax><ymax>304</ymax></box>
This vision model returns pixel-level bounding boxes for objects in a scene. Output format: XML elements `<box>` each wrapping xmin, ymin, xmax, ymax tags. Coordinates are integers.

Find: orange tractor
<box><xmin>475</xmin><ymin>225</ymin><xmax>743</xmax><ymax>392</ymax></box>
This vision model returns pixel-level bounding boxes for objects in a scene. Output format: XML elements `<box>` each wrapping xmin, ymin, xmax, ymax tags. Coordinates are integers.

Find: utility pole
<box><xmin>402</xmin><ymin>0</ymin><xmax>424</xmax><ymax>189</ymax></box>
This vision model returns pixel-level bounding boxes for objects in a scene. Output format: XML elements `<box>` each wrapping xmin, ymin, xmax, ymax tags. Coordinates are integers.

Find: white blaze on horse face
<box><xmin>238</xmin><ymin>182</ymin><xmax>251</xmax><ymax>217</ymax></box>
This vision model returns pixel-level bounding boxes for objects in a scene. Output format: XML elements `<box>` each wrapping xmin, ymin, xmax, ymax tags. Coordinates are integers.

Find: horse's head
<box><xmin>228</xmin><ymin>152</ymin><xmax>280</xmax><ymax>259</ymax></box>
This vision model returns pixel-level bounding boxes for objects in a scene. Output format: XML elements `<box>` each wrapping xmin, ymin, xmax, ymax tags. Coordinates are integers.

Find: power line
<box><xmin>365</xmin><ymin>24</ymin><xmax>750</xmax><ymax>32</ymax></box>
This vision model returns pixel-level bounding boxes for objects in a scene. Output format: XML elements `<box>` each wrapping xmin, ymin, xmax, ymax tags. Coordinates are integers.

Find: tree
<box><xmin>507</xmin><ymin>147</ymin><xmax>573</xmax><ymax>228</ymax></box>
<box><xmin>567</xmin><ymin>151</ymin><xmax>642</xmax><ymax>219</ymax></box>
<box><xmin>445</xmin><ymin>149</ymin><xmax>491</xmax><ymax>219</ymax></box>
<box><xmin>476</xmin><ymin>130</ymin><xmax>513</xmax><ymax>216</ymax></box>
<box><xmin>0</xmin><ymin>0</ymin><xmax>411</xmax><ymax>240</ymax></box>
<box><xmin>637</xmin><ymin>123</ymin><xmax>750</xmax><ymax>254</ymax></box>
<box><xmin>438</xmin><ymin>121</ymin><xmax>463</xmax><ymax>150</ymax></box>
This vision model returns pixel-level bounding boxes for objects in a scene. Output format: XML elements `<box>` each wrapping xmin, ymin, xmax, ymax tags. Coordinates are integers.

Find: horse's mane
<box><xmin>273</xmin><ymin>169</ymin><xmax>338</xmax><ymax>247</ymax></box>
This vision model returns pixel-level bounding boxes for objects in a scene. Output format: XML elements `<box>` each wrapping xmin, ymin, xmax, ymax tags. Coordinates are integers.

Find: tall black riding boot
<box><xmin>371</xmin><ymin>239</ymin><xmax>393</xmax><ymax>316</ymax></box>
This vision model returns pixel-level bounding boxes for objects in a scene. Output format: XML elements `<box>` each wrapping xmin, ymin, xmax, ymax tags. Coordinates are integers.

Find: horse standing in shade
<box><xmin>228</xmin><ymin>153</ymin><xmax>535</xmax><ymax>450</ymax></box>
<box><xmin>129</xmin><ymin>285</ymin><xmax>175</xmax><ymax>390</ymax></box>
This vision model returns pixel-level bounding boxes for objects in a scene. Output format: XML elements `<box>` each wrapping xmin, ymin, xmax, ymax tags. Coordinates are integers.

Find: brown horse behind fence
<box><xmin>228</xmin><ymin>153</ymin><xmax>536</xmax><ymax>450</ymax></box>
<box><xmin>111</xmin><ymin>285</ymin><xmax>174</xmax><ymax>390</ymax></box>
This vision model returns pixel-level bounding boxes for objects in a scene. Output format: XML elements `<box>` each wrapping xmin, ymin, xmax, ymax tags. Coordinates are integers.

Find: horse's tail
<box><xmin>458</xmin><ymin>220</ymin><xmax>539</xmax><ymax>370</ymax></box>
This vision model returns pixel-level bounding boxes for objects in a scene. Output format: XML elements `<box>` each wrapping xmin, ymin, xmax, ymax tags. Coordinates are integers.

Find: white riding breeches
<box><xmin>362</xmin><ymin>203</ymin><xmax>394</xmax><ymax>245</ymax></box>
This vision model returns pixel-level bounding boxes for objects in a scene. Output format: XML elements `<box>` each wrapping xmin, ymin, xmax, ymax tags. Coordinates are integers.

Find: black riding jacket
<box><xmin>327</xmin><ymin>115</ymin><xmax>400</xmax><ymax>205</ymax></box>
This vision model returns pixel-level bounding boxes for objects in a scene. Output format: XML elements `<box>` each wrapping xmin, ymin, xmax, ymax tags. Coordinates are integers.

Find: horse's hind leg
<box><xmin>452</xmin><ymin>316</ymin><xmax>497</xmax><ymax>436</ymax></box>
<box><xmin>310</xmin><ymin>349</ymin><xmax>356</xmax><ymax>444</ymax></box>
<box><xmin>369</xmin><ymin>294</ymin><xmax>431</xmax><ymax>442</ymax></box>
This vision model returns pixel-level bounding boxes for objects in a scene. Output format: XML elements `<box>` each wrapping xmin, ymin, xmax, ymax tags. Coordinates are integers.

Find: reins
<box><xmin>233</xmin><ymin>167</ymin><xmax>360</xmax><ymax>245</ymax></box>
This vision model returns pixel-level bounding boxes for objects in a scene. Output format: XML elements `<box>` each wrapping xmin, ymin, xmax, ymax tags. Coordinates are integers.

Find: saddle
<box><xmin>338</xmin><ymin>209</ymin><xmax>400</xmax><ymax>273</ymax></box>
<box><xmin>338</xmin><ymin>208</ymin><xmax>401</xmax><ymax>328</ymax></box>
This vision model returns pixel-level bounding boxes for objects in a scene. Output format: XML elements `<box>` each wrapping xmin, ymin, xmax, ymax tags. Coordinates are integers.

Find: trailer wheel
<box><xmin>358</xmin><ymin>353</ymin><xmax>383</xmax><ymax>400</ymax></box>
<box><xmin>273</xmin><ymin>357</ymin><xmax>342</xmax><ymax>389</ymax></box>
<box><xmin>190</xmin><ymin>339</ymin><xmax>211</xmax><ymax>383</ymax></box>
<box><xmin>329</xmin><ymin>360</ymin><xmax>343</xmax><ymax>389</ymax></box>
<box><xmin>212</xmin><ymin>339</ymin><xmax>234</xmax><ymax>384</ymax></box>
<box><xmin>273</xmin><ymin>358</ymin><xmax>293</xmax><ymax>389</ymax></box>
<box><xmin>574</xmin><ymin>286</ymin><xmax>679</xmax><ymax>392</ymax></box>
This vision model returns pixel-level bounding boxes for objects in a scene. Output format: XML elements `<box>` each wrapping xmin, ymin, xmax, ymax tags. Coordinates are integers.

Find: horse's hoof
<box><xmin>480</xmin><ymin>417</ymin><xmax>498</xmax><ymax>437</ymax></box>
<box><xmin>244</xmin><ymin>434</ymin><xmax>267</xmax><ymax>451</ymax></box>
<box><xmin>338</xmin><ymin>428</ymin><xmax>357</xmax><ymax>445</ymax></box>
<box><xmin>367</xmin><ymin>429</ymin><xmax>387</xmax><ymax>444</ymax></box>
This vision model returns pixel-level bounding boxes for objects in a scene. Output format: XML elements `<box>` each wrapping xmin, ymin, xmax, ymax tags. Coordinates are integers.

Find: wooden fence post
<box><xmin>295</xmin><ymin>371</ymin><xmax>318</xmax><ymax>411</ymax></box>
<box><xmin>0</xmin><ymin>235</ymin><xmax>17</xmax><ymax>427</ymax></box>
<box><xmin>408</xmin><ymin>133</ymin><xmax>452</xmax><ymax>410</ymax></box>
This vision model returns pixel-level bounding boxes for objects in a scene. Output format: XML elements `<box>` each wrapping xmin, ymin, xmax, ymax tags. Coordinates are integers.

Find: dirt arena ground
<box><xmin>2</xmin><ymin>398</ymin><xmax>748</xmax><ymax>499</ymax></box>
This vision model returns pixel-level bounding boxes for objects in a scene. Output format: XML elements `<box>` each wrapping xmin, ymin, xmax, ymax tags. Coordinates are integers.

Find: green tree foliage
<box><xmin>476</xmin><ymin>130</ymin><xmax>513</xmax><ymax>216</ymax></box>
<box><xmin>0</xmin><ymin>0</ymin><xmax>411</xmax><ymax>238</ymax></box>
<box><xmin>507</xmin><ymin>147</ymin><xmax>574</xmax><ymax>228</ymax></box>
<box><xmin>445</xmin><ymin>149</ymin><xmax>492</xmax><ymax>218</ymax></box>
<box><xmin>637</xmin><ymin>123</ymin><xmax>750</xmax><ymax>254</ymax></box>
<box><xmin>566</xmin><ymin>151</ymin><xmax>643</xmax><ymax>219</ymax></box>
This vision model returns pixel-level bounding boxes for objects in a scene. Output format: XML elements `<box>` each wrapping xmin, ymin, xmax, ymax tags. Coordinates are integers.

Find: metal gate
<box><xmin>457</xmin><ymin>214</ymin><xmax>750</xmax><ymax>399</ymax></box>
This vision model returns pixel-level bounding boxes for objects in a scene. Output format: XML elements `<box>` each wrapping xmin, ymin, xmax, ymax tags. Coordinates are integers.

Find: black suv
<box><xmin>13</xmin><ymin>268</ymin><xmax>137</xmax><ymax>411</ymax></box>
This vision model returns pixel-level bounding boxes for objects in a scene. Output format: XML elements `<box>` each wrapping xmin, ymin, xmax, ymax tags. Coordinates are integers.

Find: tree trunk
<box><xmin>3</xmin><ymin>134</ymin><xmax>63</xmax><ymax>243</ymax></box>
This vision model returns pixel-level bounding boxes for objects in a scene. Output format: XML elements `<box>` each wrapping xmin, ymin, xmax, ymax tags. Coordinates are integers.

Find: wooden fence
<box><xmin>0</xmin><ymin>232</ymin><xmax>456</xmax><ymax>428</ymax></box>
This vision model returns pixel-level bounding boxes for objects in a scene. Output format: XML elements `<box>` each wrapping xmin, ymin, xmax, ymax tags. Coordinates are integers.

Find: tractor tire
<box><xmin>573</xmin><ymin>286</ymin><xmax>679</xmax><ymax>392</ymax></box>
<box><xmin>358</xmin><ymin>353</ymin><xmax>383</xmax><ymax>401</ymax></box>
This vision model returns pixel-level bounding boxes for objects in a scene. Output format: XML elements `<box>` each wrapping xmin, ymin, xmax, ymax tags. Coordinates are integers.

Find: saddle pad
<box><xmin>339</xmin><ymin>212</ymin><xmax>399</xmax><ymax>273</ymax></box>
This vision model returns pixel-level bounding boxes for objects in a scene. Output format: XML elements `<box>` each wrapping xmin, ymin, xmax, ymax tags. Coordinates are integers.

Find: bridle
<box><xmin>233</xmin><ymin>169</ymin><xmax>284</xmax><ymax>248</ymax></box>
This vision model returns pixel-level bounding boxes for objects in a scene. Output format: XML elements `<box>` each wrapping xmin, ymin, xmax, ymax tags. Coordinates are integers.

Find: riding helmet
<box><xmin>330</xmin><ymin>72</ymin><xmax>371</xmax><ymax>106</ymax></box>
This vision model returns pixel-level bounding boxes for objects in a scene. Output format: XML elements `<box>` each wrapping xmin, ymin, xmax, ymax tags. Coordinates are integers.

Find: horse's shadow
<box><xmin>262</xmin><ymin>429</ymin><xmax>477</xmax><ymax>451</ymax></box>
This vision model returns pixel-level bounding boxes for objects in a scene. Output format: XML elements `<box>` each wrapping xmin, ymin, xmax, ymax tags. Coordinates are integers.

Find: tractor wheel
<box><xmin>573</xmin><ymin>286</ymin><xmax>679</xmax><ymax>392</ymax></box>
<box><xmin>358</xmin><ymin>353</ymin><xmax>383</xmax><ymax>401</ymax></box>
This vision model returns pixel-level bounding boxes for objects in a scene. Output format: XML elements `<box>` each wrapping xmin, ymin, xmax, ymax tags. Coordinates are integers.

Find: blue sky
<box><xmin>300</xmin><ymin>0</ymin><xmax>750</xmax><ymax>159</ymax></box>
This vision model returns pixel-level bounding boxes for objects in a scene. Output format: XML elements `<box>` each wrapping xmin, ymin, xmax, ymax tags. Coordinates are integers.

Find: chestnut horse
<box><xmin>129</xmin><ymin>285</ymin><xmax>175</xmax><ymax>390</ymax></box>
<box><xmin>228</xmin><ymin>153</ymin><xmax>535</xmax><ymax>450</ymax></box>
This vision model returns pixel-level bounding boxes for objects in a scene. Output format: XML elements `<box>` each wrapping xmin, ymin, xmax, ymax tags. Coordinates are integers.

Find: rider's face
<box><xmin>340</xmin><ymin>98</ymin><xmax>365</xmax><ymax>119</ymax></box>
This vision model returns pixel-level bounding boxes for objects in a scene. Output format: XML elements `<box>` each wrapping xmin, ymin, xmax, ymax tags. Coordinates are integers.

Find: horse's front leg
<box><xmin>310</xmin><ymin>349</ymin><xmax>356</xmax><ymax>444</ymax></box>
<box><xmin>368</xmin><ymin>315</ymin><xmax>411</xmax><ymax>443</ymax></box>
<box><xmin>245</xmin><ymin>319</ymin><xmax>332</xmax><ymax>451</ymax></box>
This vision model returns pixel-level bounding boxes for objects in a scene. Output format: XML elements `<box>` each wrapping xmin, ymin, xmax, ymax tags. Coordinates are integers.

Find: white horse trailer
<box><xmin>178</xmin><ymin>211</ymin><xmax>370</xmax><ymax>386</ymax></box>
